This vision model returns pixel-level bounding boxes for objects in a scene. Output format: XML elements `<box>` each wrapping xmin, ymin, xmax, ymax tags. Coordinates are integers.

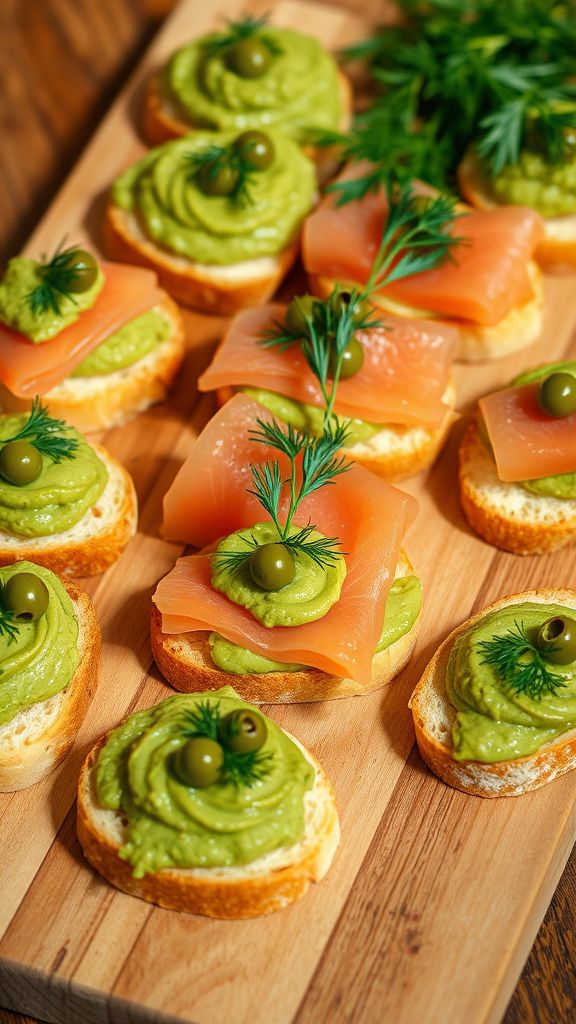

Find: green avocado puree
<box><xmin>242</xmin><ymin>388</ymin><xmax>382</xmax><ymax>446</ymax></box>
<box><xmin>94</xmin><ymin>686</ymin><xmax>315</xmax><ymax>877</ymax></box>
<box><xmin>0</xmin><ymin>561</ymin><xmax>79</xmax><ymax>726</ymax></box>
<box><xmin>0</xmin><ymin>413</ymin><xmax>108</xmax><ymax>537</ymax></box>
<box><xmin>71</xmin><ymin>309</ymin><xmax>171</xmax><ymax>377</ymax></box>
<box><xmin>208</xmin><ymin>574</ymin><xmax>422</xmax><ymax>674</ymax></box>
<box><xmin>488</xmin><ymin>146</ymin><xmax>576</xmax><ymax>217</ymax></box>
<box><xmin>446</xmin><ymin>603</ymin><xmax>576</xmax><ymax>763</ymax></box>
<box><xmin>512</xmin><ymin>361</ymin><xmax>576</xmax><ymax>499</ymax></box>
<box><xmin>112</xmin><ymin>130</ymin><xmax>316</xmax><ymax>265</ymax></box>
<box><xmin>165</xmin><ymin>28</ymin><xmax>342</xmax><ymax>141</ymax></box>
<box><xmin>212</xmin><ymin>521</ymin><xmax>346</xmax><ymax>628</ymax></box>
<box><xmin>0</xmin><ymin>257</ymin><xmax>104</xmax><ymax>344</ymax></box>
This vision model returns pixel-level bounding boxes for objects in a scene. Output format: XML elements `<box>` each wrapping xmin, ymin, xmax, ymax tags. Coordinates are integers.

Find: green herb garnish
<box><xmin>202</xmin><ymin>13</ymin><xmax>282</xmax><ymax>58</ymax></box>
<box><xmin>185</xmin><ymin>143</ymin><xmax>255</xmax><ymax>206</ymax></box>
<box><xmin>26</xmin><ymin>243</ymin><xmax>89</xmax><ymax>317</ymax></box>
<box><xmin>182</xmin><ymin>701</ymin><xmax>273</xmax><ymax>787</ymax></box>
<box><xmin>4</xmin><ymin>398</ymin><xmax>78</xmax><ymax>464</ymax></box>
<box><xmin>0</xmin><ymin>603</ymin><xmax>20</xmax><ymax>646</ymax></box>
<box><xmin>478</xmin><ymin>620</ymin><xmax>567</xmax><ymax>700</ymax></box>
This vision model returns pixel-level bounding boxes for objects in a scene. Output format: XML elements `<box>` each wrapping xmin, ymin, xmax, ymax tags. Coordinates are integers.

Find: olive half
<box><xmin>218</xmin><ymin>709</ymin><xmax>267</xmax><ymax>754</ymax></box>
<box><xmin>538</xmin><ymin>372</ymin><xmax>576</xmax><ymax>418</ymax></box>
<box><xmin>0</xmin><ymin>440</ymin><xmax>42</xmax><ymax>486</ymax></box>
<box><xmin>328</xmin><ymin>336</ymin><xmax>364</xmax><ymax>380</ymax></box>
<box><xmin>3</xmin><ymin>572</ymin><xmax>49</xmax><ymax>622</ymax></box>
<box><xmin>235</xmin><ymin>131</ymin><xmax>275</xmax><ymax>170</ymax></box>
<box><xmin>285</xmin><ymin>294</ymin><xmax>316</xmax><ymax>336</ymax></box>
<box><xmin>226</xmin><ymin>37</ymin><xmax>272</xmax><ymax>77</ymax></box>
<box><xmin>172</xmin><ymin>736</ymin><xmax>224</xmax><ymax>788</ymax></box>
<box><xmin>197</xmin><ymin>160</ymin><xmax>240</xmax><ymax>197</ymax></box>
<box><xmin>536</xmin><ymin>615</ymin><xmax>576</xmax><ymax>665</ymax></box>
<box><xmin>250</xmin><ymin>542</ymin><xmax>295</xmax><ymax>591</ymax></box>
<box><xmin>60</xmin><ymin>248</ymin><xmax>99</xmax><ymax>293</ymax></box>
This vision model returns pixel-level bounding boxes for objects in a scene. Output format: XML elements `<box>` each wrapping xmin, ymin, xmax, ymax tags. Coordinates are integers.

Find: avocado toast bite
<box><xmin>152</xmin><ymin>395</ymin><xmax>420</xmax><ymax>703</ymax></box>
<box><xmin>0</xmin><ymin>244</ymin><xmax>184</xmax><ymax>433</ymax></box>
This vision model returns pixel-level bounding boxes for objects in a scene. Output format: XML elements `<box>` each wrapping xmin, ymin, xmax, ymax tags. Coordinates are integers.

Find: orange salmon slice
<box><xmin>480</xmin><ymin>383</ymin><xmax>576</xmax><ymax>482</ymax></box>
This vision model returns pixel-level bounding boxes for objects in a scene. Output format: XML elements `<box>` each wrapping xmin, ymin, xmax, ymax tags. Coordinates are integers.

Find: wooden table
<box><xmin>0</xmin><ymin>1</ymin><xmax>574</xmax><ymax>1021</ymax></box>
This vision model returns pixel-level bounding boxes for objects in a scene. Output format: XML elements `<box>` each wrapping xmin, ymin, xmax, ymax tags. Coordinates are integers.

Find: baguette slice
<box><xmin>151</xmin><ymin>555</ymin><xmax>420</xmax><ymax>703</ymax></box>
<box><xmin>459</xmin><ymin>420</ymin><xmax>576</xmax><ymax>555</ymax></box>
<box><xmin>0</xmin><ymin>445</ymin><xmax>138</xmax><ymax>576</ymax></box>
<box><xmin>0</xmin><ymin>577</ymin><xmax>100</xmax><ymax>791</ymax></box>
<box><xmin>458</xmin><ymin>149</ymin><xmax>576</xmax><ymax>271</ymax></box>
<box><xmin>0</xmin><ymin>297</ymin><xmax>185</xmax><ymax>434</ymax></box>
<box><xmin>105</xmin><ymin>204</ymin><xmax>300</xmax><ymax>316</ymax></box>
<box><xmin>77</xmin><ymin>730</ymin><xmax>339</xmax><ymax>917</ymax></box>
<box><xmin>409</xmin><ymin>588</ymin><xmax>576</xmax><ymax>798</ymax></box>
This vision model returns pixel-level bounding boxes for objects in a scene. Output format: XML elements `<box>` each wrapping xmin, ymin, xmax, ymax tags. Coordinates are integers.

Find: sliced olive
<box><xmin>197</xmin><ymin>160</ymin><xmax>240</xmax><ymax>197</ymax></box>
<box><xmin>330</xmin><ymin>290</ymin><xmax>372</xmax><ymax>324</ymax></box>
<box><xmin>536</xmin><ymin>615</ymin><xmax>576</xmax><ymax>665</ymax></box>
<box><xmin>538</xmin><ymin>372</ymin><xmax>576</xmax><ymax>418</ymax></box>
<box><xmin>285</xmin><ymin>295</ymin><xmax>316</xmax><ymax>336</ymax></box>
<box><xmin>218</xmin><ymin>709</ymin><xmax>267</xmax><ymax>754</ymax></box>
<box><xmin>250</xmin><ymin>542</ymin><xmax>295</xmax><ymax>591</ymax></box>
<box><xmin>3</xmin><ymin>572</ymin><xmax>49</xmax><ymax>622</ymax></box>
<box><xmin>59</xmin><ymin>248</ymin><xmax>99</xmax><ymax>293</ymax></box>
<box><xmin>0</xmin><ymin>440</ymin><xmax>42</xmax><ymax>486</ymax></box>
<box><xmin>172</xmin><ymin>737</ymin><xmax>224</xmax><ymax>788</ymax></box>
<box><xmin>226</xmin><ymin>37</ymin><xmax>272</xmax><ymax>77</ymax></box>
<box><xmin>235</xmin><ymin>130</ymin><xmax>275</xmax><ymax>170</ymax></box>
<box><xmin>328</xmin><ymin>336</ymin><xmax>364</xmax><ymax>380</ymax></box>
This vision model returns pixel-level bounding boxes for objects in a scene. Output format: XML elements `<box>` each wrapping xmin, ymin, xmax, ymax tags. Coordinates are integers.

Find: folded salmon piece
<box><xmin>156</xmin><ymin>394</ymin><xmax>418</xmax><ymax>683</ymax></box>
<box><xmin>0</xmin><ymin>263</ymin><xmax>165</xmax><ymax>397</ymax></box>
<box><xmin>198</xmin><ymin>304</ymin><xmax>457</xmax><ymax>429</ymax></box>
<box><xmin>303</xmin><ymin>164</ymin><xmax>545</xmax><ymax>327</ymax></box>
<box><xmin>480</xmin><ymin>384</ymin><xmax>576</xmax><ymax>482</ymax></box>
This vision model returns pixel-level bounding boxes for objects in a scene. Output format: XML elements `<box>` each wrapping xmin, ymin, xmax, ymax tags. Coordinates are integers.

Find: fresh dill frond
<box><xmin>202</xmin><ymin>13</ymin><xmax>282</xmax><ymax>57</ymax></box>
<box><xmin>478</xmin><ymin>620</ymin><xmax>566</xmax><ymax>700</ymax></box>
<box><xmin>183</xmin><ymin>701</ymin><xmax>220</xmax><ymax>741</ymax></box>
<box><xmin>0</xmin><ymin>604</ymin><xmax>20</xmax><ymax>646</ymax></box>
<box><xmin>4</xmin><ymin>398</ymin><xmax>78</xmax><ymax>464</ymax></box>
<box><xmin>185</xmin><ymin>143</ymin><xmax>256</xmax><ymax>206</ymax></box>
<box><xmin>26</xmin><ymin>243</ymin><xmax>88</xmax><ymax>317</ymax></box>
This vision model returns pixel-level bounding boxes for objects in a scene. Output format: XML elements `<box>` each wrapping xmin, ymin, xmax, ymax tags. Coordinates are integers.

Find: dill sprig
<box><xmin>26</xmin><ymin>243</ymin><xmax>88</xmax><ymax>317</ymax></box>
<box><xmin>182</xmin><ymin>701</ymin><xmax>273</xmax><ymax>788</ymax></box>
<box><xmin>214</xmin><ymin>419</ymin><xmax>350</xmax><ymax>576</ymax></box>
<box><xmin>202</xmin><ymin>14</ymin><xmax>282</xmax><ymax>58</ymax></box>
<box><xmin>0</xmin><ymin>604</ymin><xmax>20</xmax><ymax>646</ymax></box>
<box><xmin>185</xmin><ymin>144</ymin><xmax>256</xmax><ymax>206</ymax></box>
<box><xmin>478</xmin><ymin>620</ymin><xmax>566</xmax><ymax>700</ymax></box>
<box><xmin>4</xmin><ymin>398</ymin><xmax>78</xmax><ymax>464</ymax></box>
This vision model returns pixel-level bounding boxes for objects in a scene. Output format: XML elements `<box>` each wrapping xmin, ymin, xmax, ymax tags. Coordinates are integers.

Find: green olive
<box><xmin>328</xmin><ymin>336</ymin><xmax>364</xmax><ymax>380</ymax></box>
<box><xmin>60</xmin><ymin>248</ymin><xmax>99</xmax><ymax>293</ymax></box>
<box><xmin>0</xmin><ymin>440</ymin><xmax>42</xmax><ymax>486</ymax></box>
<box><xmin>234</xmin><ymin>130</ymin><xmax>275</xmax><ymax>170</ymax></box>
<box><xmin>250</xmin><ymin>543</ymin><xmax>295</xmax><ymax>591</ymax></box>
<box><xmin>218</xmin><ymin>709</ymin><xmax>267</xmax><ymax>754</ymax></box>
<box><xmin>330</xmin><ymin>290</ymin><xmax>372</xmax><ymax>324</ymax></box>
<box><xmin>536</xmin><ymin>615</ymin><xmax>576</xmax><ymax>665</ymax></box>
<box><xmin>196</xmin><ymin>160</ymin><xmax>240</xmax><ymax>197</ymax></box>
<box><xmin>226</xmin><ymin>37</ymin><xmax>272</xmax><ymax>77</ymax></box>
<box><xmin>3</xmin><ymin>572</ymin><xmax>49</xmax><ymax>622</ymax></box>
<box><xmin>172</xmin><ymin>737</ymin><xmax>224</xmax><ymax>788</ymax></box>
<box><xmin>285</xmin><ymin>295</ymin><xmax>317</xmax><ymax>336</ymax></box>
<box><xmin>538</xmin><ymin>372</ymin><xmax>576</xmax><ymax>418</ymax></box>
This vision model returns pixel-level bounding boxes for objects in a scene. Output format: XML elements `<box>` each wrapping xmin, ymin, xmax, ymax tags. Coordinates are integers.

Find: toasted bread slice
<box><xmin>151</xmin><ymin>555</ymin><xmax>420</xmax><ymax>703</ymax></box>
<box><xmin>409</xmin><ymin>588</ymin><xmax>576</xmax><ymax>798</ymax></box>
<box><xmin>310</xmin><ymin>266</ymin><xmax>544</xmax><ymax>363</ymax></box>
<box><xmin>0</xmin><ymin>445</ymin><xmax>138</xmax><ymax>576</ymax></box>
<box><xmin>458</xmin><ymin>149</ymin><xmax>576</xmax><ymax>272</ymax></box>
<box><xmin>0</xmin><ymin>298</ymin><xmax>185</xmax><ymax>434</ymax></box>
<box><xmin>104</xmin><ymin>204</ymin><xmax>300</xmax><ymax>316</ymax></box>
<box><xmin>77</xmin><ymin>730</ymin><xmax>339</xmax><ymax>917</ymax></box>
<box><xmin>459</xmin><ymin>421</ymin><xmax>576</xmax><ymax>555</ymax></box>
<box><xmin>0</xmin><ymin>578</ymin><xmax>100</xmax><ymax>792</ymax></box>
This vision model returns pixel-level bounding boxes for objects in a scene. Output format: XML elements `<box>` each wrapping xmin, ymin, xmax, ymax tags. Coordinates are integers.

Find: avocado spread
<box><xmin>513</xmin><ymin>361</ymin><xmax>576</xmax><ymax>499</ymax></box>
<box><xmin>209</xmin><ymin>574</ymin><xmax>422</xmax><ymax>674</ymax></box>
<box><xmin>488</xmin><ymin>146</ymin><xmax>576</xmax><ymax>217</ymax></box>
<box><xmin>446</xmin><ymin>603</ymin><xmax>576</xmax><ymax>763</ymax></box>
<box><xmin>112</xmin><ymin>130</ymin><xmax>316</xmax><ymax>265</ymax></box>
<box><xmin>0</xmin><ymin>257</ymin><xmax>105</xmax><ymax>344</ymax></box>
<box><xmin>165</xmin><ymin>28</ymin><xmax>342</xmax><ymax>141</ymax></box>
<box><xmin>71</xmin><ymin>310</ymin><xmax>171</xmax><ymax>377</ymax></box>
<box><xmin>212</xmin><ymin>521</ymin><xmax>346</xmax><ymax>628</ymax></box>
<box><xmin>0</xmin><ymin>413</ymin><xmax>108</xmax><ymax>537</ymax></box>
<box><xmin>242</xmin><ymin>388</ymin><xmax>382</xmax><ymax>446</ymax></box>
<box><xmin>0</xmin><ymin>562</ymin><xmax>79</xmax><ymax>726</ymax></box>
<box><xmin>94</xmin><ymin>686</ymin><xmax>314</xmax><ymax>877</ymax></box>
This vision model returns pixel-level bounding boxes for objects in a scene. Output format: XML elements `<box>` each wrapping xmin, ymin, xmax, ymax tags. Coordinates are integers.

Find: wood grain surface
<box><xmin>0</xmin><ymin>1</ymin><xmax>575</xmax><ymax>1022</ymax></box>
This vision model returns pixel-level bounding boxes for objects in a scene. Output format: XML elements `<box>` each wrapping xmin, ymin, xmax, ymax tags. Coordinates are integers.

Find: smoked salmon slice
<box><xmin>156</xmin><ymin>394</ymin><xmax>417</xmax><ymax>683</ymax></box>
<box><xmin>303</xmin><ymin>165</ymin><xmax>545</xmax><ymax>326</ymax></box>
<box><xmin>198</xmin><ymin>305</ymin><xmax>457</xmax><ymax>429</ymax></box>
<box><xmin>480</xmin><ymin>384</ymin><xmax>576</xmax><ymax>482</ymax></box>
<box><xmin>0</xmin><ymin>262</ymin><xmax>165</xmax><ymax>397</ymax></box>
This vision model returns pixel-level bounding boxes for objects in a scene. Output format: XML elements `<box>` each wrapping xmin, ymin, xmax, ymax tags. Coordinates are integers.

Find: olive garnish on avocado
<box><xmin>210</xmin><ymin>14</ymin><xmax>281</xmax><ymax>80</ymax></box>
<box><xmin>0</xmin><ymin>398</ymin><xmax>78</xmax><ymax>487</ymax></box>
<box><xmin>169</xmin><ymin>700</ymin><xmax>272</xmax><ymax>790</ymax></box>
<box><xmin>538</xmin><ymin>371</ymin><xmax>576</xmax><ymax>418</ymax></box>
<box><xmin>172</xmin><ymin>736</ymin><xmax>224</xmax><ymax>788</ymax></box>
<box><xmin>249</xmin><ymin>542</ymin><xmax>295</xmax><ymax>591</ymax></box>
<box><xmin>537</xmin><ymin>615</ymin><xmax>576</xmax><ymax>665</ymax></box>
<box><xmin>3</xmin><ymin>572</ymin><xmax>49</xmax><ymax>623</ymax></box>
<box><xmin>27</xmin><ymin>244</ymin><xmax>99</xmax><ymax>316</ymax></box>
<box><xmin>0</xmin><ymin>440</ymin><xmax>42</xmax><ymax>486</ymax></box>
<box><xmin>226</xmin><ymin>36</ymin><xmax>273</xmax><ymax>78</ymax></box>
<box><xmin>218</xmin><ymin>709</ymin><xmax>267</xmax><ymax>754</ymax></box>
<box><xmin>188</xmin><ymin>131</ymin><xmax>276</xmax><ymax>203</ymax></box>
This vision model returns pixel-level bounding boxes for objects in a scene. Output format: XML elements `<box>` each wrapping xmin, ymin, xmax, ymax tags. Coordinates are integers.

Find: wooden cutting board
<box><xmin>0</xmin><ymin>1</ymin><xmax>575</xmax><ymax>1022</ymax></box>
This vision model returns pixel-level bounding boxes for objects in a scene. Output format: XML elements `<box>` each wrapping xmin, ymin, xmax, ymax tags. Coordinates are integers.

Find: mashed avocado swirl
<box><xmin>0</xmin><ymin>257</ymin><xmax>104</xmax><ymax>344</ymax></box>
<box><xmin>489</xmin><ymin>146</ymin><xmax>576</xmax><ymax>217</ymax></box>
<box><xmin>165</xmin><ymin>28</ymin><xmax>342</xmax><ymax>140</ymax></box>
<box><xmin>95</xmin><ymin>687</ymin><xmax>315</xmax><ymax>877</ymax></box>
<box><xmin>446</xmin><ymin>603</ymin><xmax>576</xmax><ymax>763</ymax></box>
<box><xmin>112</xmin><ymin>130</ymin><xmax>316</xmax><ymax>265</ymax></box>
<box><xmin>0</xmin><ymin>562</ymin><xmax>79</xmax><ymax>726</ymax></box>
<box><xmin>0</xmin><ymin>413</ymin><xmax>108</xmax><ymax>537</ymax></box>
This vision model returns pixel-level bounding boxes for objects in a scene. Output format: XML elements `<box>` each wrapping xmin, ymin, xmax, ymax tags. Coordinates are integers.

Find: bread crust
<box><xmin>409</xmin><ymin>588</ymin><xmax>576</xmax><ymax>798</ymax></box>
<box><xmin>0</xmin><ymin>578</ymin><xmax>101</xmax><ymax>791</ymax></box>
<box><xmin>104</xmin><ymin>204</ymin><xmax>300</xmax><ymax>316</ymax></box>
<box><xmin>458</xmin><ymin>149</ymin><xmax>576</xmax><ymax>271</ymax></box>
<box><xmin>459</xmin><ymin>421</ymin><xmax>576</xmax><ymax>555</ymax></box>
<box><xmin>77</xmin><ymin>732</ymin><xmax>340</xmax><ymax>917</ymax></box>
<box><xmin>0</xmin><ymin>445</ymin><xmax>138</xmax><ymax>576</ymax></box>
